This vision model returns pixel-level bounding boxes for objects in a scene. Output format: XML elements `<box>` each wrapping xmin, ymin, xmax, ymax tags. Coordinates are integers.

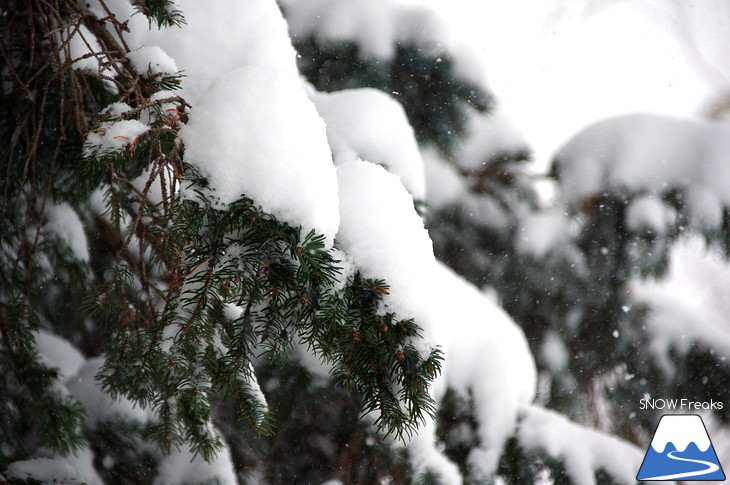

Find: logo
<box><xmin>637</xmin><ymin>414</ymin><xmax>725</xmax><ymax>481</ymax></box>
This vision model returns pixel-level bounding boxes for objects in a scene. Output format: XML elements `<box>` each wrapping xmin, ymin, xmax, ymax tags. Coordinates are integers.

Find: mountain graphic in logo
<box><xmin>637</xmin><ymin>414</ymin><xmax>726</xmax><ymax>481</ymax></box>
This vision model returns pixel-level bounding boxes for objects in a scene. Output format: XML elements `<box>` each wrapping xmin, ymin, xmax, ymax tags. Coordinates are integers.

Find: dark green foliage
<box><xmin>217</xmin><ymin>360</ymin><xmax>414</xmax><ymax>484</ymax></box>
<box><xmin>294</xmin><ymin>37</ymin><xmax>492</xmax><ymax>155</ymax></box>
<box><xmin>88</xmin><ymin>420</ymin><xmax>158</xmax><ymax>485</ymax></box>
<box><xmin>0</xmin><ymin>0</ymin><xmax>101</xmax><ymax>461</ymax></box>
<box><xmin>132</xmin><ymin>0</ymin><xmax>186</xmax><ymax>28</ymax></box>
<box><xmin>93</xmin><ymin>164</ymin><xmax>442</xmax><ymax>459</ymax></box>
<box><xmin>436</xmin><ymin>388</ymin><xmax>479</xmax><ymax>476</ymax></box>
<box><xmin>496</xmin><ymin>438</ymin><xmax>630</xmax><ymax>485</ymax></box>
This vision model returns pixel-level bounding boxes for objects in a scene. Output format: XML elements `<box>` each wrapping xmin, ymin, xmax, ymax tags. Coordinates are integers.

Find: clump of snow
<box><xmin>335</xmin><ymin>160</ymin><xmax>434</xmax><ymax>320</ymax></box>
<box><xmin>154</xmin><ymin>441</ymin><xmax>236</xmax><ymax>485</ymax></box>
<box><xmin>103</xmin><ymin>102</ymin><xmax>133</xmax><ymax>119</ymax></box>
<box><xmin>130</xmin><ymin>163</ymin><xmax>178</xmax><ymax>207</ymax></box>
<box><xmin>61</xmin><ymin>24</ymin><xmax>104</xmax><ymax>73</ymax></box>
<box><xmin>336</xmin><ymin>160</ymin><xmax>535</xmax><ymax>478</ymax></box>
<box><xmin>407</xmin><ymin>421</ymin><xmax>462</xmax><ymax>485</ymax></box>
<box><xmin>281</xmin><ymin>0</ymin><xmax>486</xmax><ymax>85</ymax></box>
<box><xmin>421</xmin><ymin>147</ymin><xmax>466</xmax><ymax>208</ymax></box>
<box><xmin>540</xmin><ymin>330</ymin><xmax>569</xmax><ymax>373</ymax></box>
<box><xmin>5</xmin><ymin>447</ymin><xmax>103</xmax><ymax>485</ymax></box>
<box><xmin>33</xmin><ymin>330</ymin><xmax>85</xmax><ymax>382</ymax></box>
<box><xmin>312</xmin><ymin>88</ymin><xmax>426</xmax><ymax>199</ymax></box>
<box><xmin>143</xmin><ymin>0</ymin><xmax>298</xmax><ymax>104</ymax></box>
<box><xmin>516</xmin><ymin>209</ymin><xmax>570</xmax><ymax>258</ymax></box>
<box><xmin>630</xmin><ymin>235</ymin><xmax>730</xmax><ymax>374</ymax></box>
<box><xmin>431</xmin><ymin>262</ymin><xmax>536</xmax><ymax>477</ymax></box>
<box><xmin>625</xmin><ymin>194</ymin><xmax>676</xmax><ymax>234</ymax></box>
<box><xmin>517</xmin><ymin>405</ymin><xmax>644</xmax><ymax>485</ymax></box>
<box><xmin>127</xmin><ymin>45</ymin><xmax>178</xmax><ymax>77</ymax></box>
<box><xmin>453</xmin><ymin>109</ymin><xmax>529</xmax><ymax>172</ymax></box>
<box><xmin>83</xmin><ymin>119</ymin><xmax>150</xmax><ymax>158</ymax></box>
<box><xmin>142</xmin><ymin>90</ymin><xmax>183</xmax><ymax>124</ymax></box>
<box><xmin>685</xmin><ymin>185</ymin><xmax>724</xmax><ymax>230</ymax></box>
<box><xmin>555</xmin><ymin>113</ymin><xmax>730</xmax><ymax>231</ymax></box>
<box><xmin>44</xmin><ymin>203</ymin><xmax>89</xmax><ymax>262</ymax></box>
<box><xmin>85</xmin><ymin>0</ymin><xmax>298</xmax><ymax>103</ymax></box>
<box><xmin>245</xmin><ymin>360</ymin><xmax>268</xmax><ymax>425</ymax></box>
<box><xmin>66</xmin><ymin>357</ymin><xmax>150</xmax><ymax>426</ymax></box>
<box><xmin>179</xmin><ymin>66</ymin><xmax>339</xmax><ymax>245</ymax></box>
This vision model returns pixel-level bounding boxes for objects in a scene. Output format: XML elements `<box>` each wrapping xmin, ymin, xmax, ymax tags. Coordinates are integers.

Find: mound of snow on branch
<box><xmin>281</xmin><ymin>0</ymin><xmax>485</xmax><ymax>84</ymax></box>
<box><xmin>518</xmin><ymin>405</ymin><xmax>644</xmax><ymax>485</ymax></box>
<box><xmin>180</xmin><ymin>66</ymin><xmax>339</xmax><ymax>245</ymax></box>
<box><xmin>336</xmin><ymin>160</ymin><xmax>535</xmax><ymax>480</ymax></box>
<box><xmin>630</xmin><ymin>235</ymin><xmax>730</xmax><ymax>374</ymax></box>
<box><xmin>313</xmin><ymin>88</ymin><xmax>426</xmax><ymax>199</ymax></box>
<box><xmin>555</xmin><ymin>113</ymin><xmax>730</xmax><ymax>231</ymax></box>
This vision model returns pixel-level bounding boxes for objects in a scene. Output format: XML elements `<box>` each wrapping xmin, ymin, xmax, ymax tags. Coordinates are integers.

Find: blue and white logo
<box><xmin>637</xmin><ymin>414</ymin><xmax>725</xmax><ymax>481</ymax></box>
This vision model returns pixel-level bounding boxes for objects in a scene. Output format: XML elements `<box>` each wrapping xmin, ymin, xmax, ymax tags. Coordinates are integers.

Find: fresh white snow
<box><xmin>33</xmin><ymin>330</ymin><xmax>85</xmax><ymax>383</ymax></box>
<box><xmin>5</xmin><ymin>447</ymin><xmax>103</xmax><ymax>485</ymax></box>
<box><xmin>66</xmin><ymin>357</ymin><xmax>151</xmax><ymax>426</ymax></box>
<box><xmin>179</xmin><ymin>66</ymin><xmax>339</xmax><ymax>245</ymax></box>
<box><xmin>518</xmin><ymin>405</ymin><xmax>644</xmax><ymax>485</ymax></box>
<box><xmin>127</xmin><ymin>45</ymin><xmax>178</xmax><ymax>78</ymax></box>
<box><xmin>90</xmin><ymin>0</ymin><xmax>299</xmax><ymax>104</ymax></box>
<box><xmin>630</xmin><ymin>235</ymin><xmax>730</xmax><ymax>374</ymax></box>
<box><xmin>83</xmin><ymin>119</ymin><xmax>150</xmax><ymax>158</ymax></box>
<box><xmin>281</xmin><ymin>0</ymin><xmax>486</xmax><ymax>85</ymax></box>
<box><xmin>625</xmin><ymin>194</ymin><xmax>676</xmax><ymax>234</ymax></box>
<box><xmin>44</xmin><ymin>203</ymin><xmax>90</xmax><ymax>262</ymax></box>
<box><xmin>154</xmin><ymin>442</ymin><xmax>237</xmax><ymax>485</ymax></box>
<box><xmin>452</xmin><ymin>108</ymin><xmax>529</xmax><ymax>173</ymax></box>
<box><xmin>556</xmin><ymin>114</ymin><xmax>730</xmax><ymax>232</ymax></box>
<box><xmin>312</xmin><ymin>88</ymin><xmax>426</xmax><ymax>199</ymax></box>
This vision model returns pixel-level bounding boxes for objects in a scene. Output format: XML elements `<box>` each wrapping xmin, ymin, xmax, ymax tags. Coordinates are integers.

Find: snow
<box><xmin>685</xmin><ymin>185</ymin><xmax>724</xmax><ymax>230</ymax></box>
<box><xmin>335</xmin><ymin>160</ymin><xmax>434</xmax><ymax>321</ymax></box>
<box><xmin>427</xmin><ymin>0</ymin><xmax>724</xmax><ymax>171</ymax></box>
<box><xmin>5</xmin><ymin>447</ymin><xmax>103</xmax><ymax>485</ymax></box>
<box><xmin>556</xmin><ymin>113</ymin><xmax>730</xmax><ymax>230</ymax></box>
<box><xmin>44</xmin><ymin>203</ymin><xmax>90</xmax><ymax>262</ymax></box>
<box><xmin>630</xmin><ymin>235</ymin><xmax>730</xmax><ymax>375</ymax></box>
<box><xmin>130</xmin><ymin>163</ymin><xmax>178</xmax><ymax>207</ymax></box>
<box><xmin>625</xmin><ymin>194</ymin><xmax>676</xmax><ymax>234</ymax></box>
<box><xmin>66</xmin><ymin>357</ymin><xmax>151</xmax><ymax>426</ymax></box>
<box><xmin>650</xmin><ymin>415</ymin><xmax>711</xmax><ymax>453</ymax></box>
<box><xmin>245</xmin><ymin>360</ymin><xmax>268</xmax><ymax>424</ymax></box>
<box><xmin>85</xmin><ymin>0</ymin><xmax>299</xmax><ymax>104</ymax></box>
<box><xmin>421</xmin><ymin>147</ymin><xmax>466</xmax><ymax>208</ymax></box>
<box><xmin>63</xmin><ymin>24</ymin><xmax>104</xmax><ymax>73</ymax></box>
<box><xmin>407</xmin><ymin>421</ymin><xmax>462</xmax><ymax>485</ymax></box>
<box><xmin>517</xmin><ymin>405</ymin><xmax>644</xmax><ymax>485</ymax></box>
<box><xmin>453</xmin><ymin>109</ymin><xmax>529</xmax><ymax>173</ymax></box>
<box><xmin>336</xmin><ymin>160</ymin><xmax>535</xmax><ymax>478</ymax></box>
<box><xmin>127</xmin><ymin>45</ymin><xmax>178</xmax><ymax>77</ymax></box>
<box><xmin>179</xmin><ymin>66</ymin><xmax>339</xmax><ymax>245</ymax></box>
<box><xmin>33</xmin><ymin>330</ymin><xmax>85</xmax><ymax>382</ymax></box>
<box><xmin>154</xmin><ymin>442</ymin><xmax>236</xmax><ymax>485</ymax></box>
<box><xmin>84</xmin><ymin>119</ymin><xmax>150</xmax><ymax>158</ymax></box>
<box><xmin>516</xmin><ymin>209</ymin><xmax>569</xmax><ymax>258</ymax></box>
<box><xmin>143</xmin><ymin>0</ymin><xmax>298</xmax><ymax>104</ymax></box>
<box><xmin>540</xmin><ymin>330</ymin><xmax>569</xmax><ymax>373</ymax></box>
<box><xmin>312</xmin><ymin>88</ymin><xmax>426</xmax><ymax>199</ymax></box>
<box><xmin>281</xmin><ymin>0</ymin><xmax>486</xmax><ymax>85</ymax></box>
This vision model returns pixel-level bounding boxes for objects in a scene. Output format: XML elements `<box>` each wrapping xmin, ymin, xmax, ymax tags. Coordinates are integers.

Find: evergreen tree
<box><xmin>6</xmin><ymin>1</ymin><xmax>727</xmax><ymax>485</ymax></box>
